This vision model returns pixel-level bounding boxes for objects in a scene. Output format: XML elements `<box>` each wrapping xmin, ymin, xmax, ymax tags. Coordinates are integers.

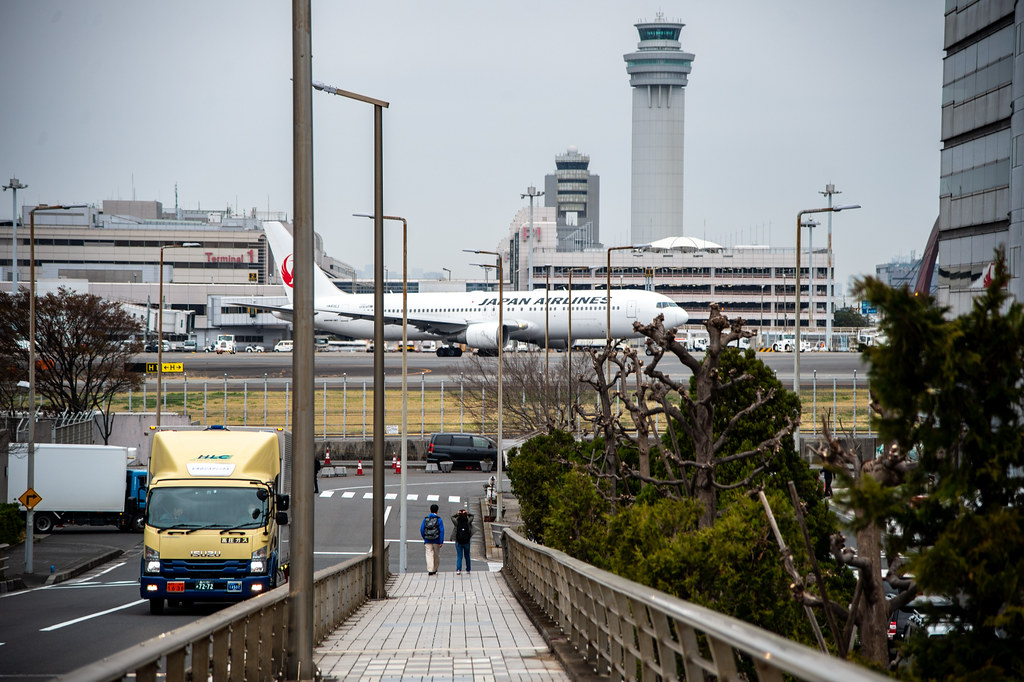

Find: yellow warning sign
<box><xmin>146</xmin><ymin>363</ymin><xmax>184</xmax><ymax>373</ymax></box>
<box><xmin>18</xmin><ymin>488</ymin><xmax>41</xmax><ymax>510</ymax></box>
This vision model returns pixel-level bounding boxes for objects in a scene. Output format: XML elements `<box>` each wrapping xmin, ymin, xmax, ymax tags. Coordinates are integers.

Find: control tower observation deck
<box><xmin>624</xmin><ymin>15</ymin><xmax>694</xmax><ymax>246</ymax></box>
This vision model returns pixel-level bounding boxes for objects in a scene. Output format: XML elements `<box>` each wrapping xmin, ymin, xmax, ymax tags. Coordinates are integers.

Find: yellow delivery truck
<box><xmin>140</xmin><ymin>426</ymin><xmax>290</xmax><ymax>614</ymax></box>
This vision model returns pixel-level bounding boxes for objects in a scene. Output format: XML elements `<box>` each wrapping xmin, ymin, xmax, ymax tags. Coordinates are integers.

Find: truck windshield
<box><xmin>148</xmin><ymin>486</ymin><xmax>269</xmax><ymax>530</ymax></box>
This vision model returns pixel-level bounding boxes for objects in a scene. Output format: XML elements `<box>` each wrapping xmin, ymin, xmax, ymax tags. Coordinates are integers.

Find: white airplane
<box><xmin>261</xmin><ymin>221</ymin><xmax>688</xmax><ymax>356</ymax></box>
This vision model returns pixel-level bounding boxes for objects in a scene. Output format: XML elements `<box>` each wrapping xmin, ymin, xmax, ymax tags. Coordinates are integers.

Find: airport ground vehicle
<box><xmin>5</xmin><ymin>443</ymin><xmax>147</xmax><ymax>533</ymax></box>
<box><xmin>215</xmin><ymin>334</ymin><xmax>236</xmax><ymax>354</ymax></box>
<box><xmin>426</xmin><ymin>433</ymin><xmax>498</xmax><ymax>470</ymax></box>
<box><xmin>140</xmin><ymin>427</ymin><xmax>290</xmax><ymax>614</ymax></box>
<box><xmin>273</xmin><ymin>339</ymin><xmax>293</xmax><ymax>352</ymax></box>
<box><xmin>245</xmin><ymin>344</ymin><xmax>265</xmax><ymax>353</ymax></box>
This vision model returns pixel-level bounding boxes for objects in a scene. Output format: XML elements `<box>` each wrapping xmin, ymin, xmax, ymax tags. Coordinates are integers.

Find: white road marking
<box><xmin>427</xmin><ymin>494</ymin><xmax>439</xmax><ymax>501</ymax></box>
<box><xmin>407</xmin><ymin>494</ymin><xmax>418</xmax><ymax>500</ymax></box>
<box><xmin>362</xmin><ymin>492</ymin><xmax>373</xmax><ymax>500</ymax></box>
<box><xmin>68</xmin><ymin>562</ymin><xmax>126</xmax><ymax>584</ymax></box>
<box><xmin>447</xmin><ymin>495</ymin><xmax>461</xmax><ymax>504</ymax></box>
<box><xmin>320</xmin><ymin>490</ymin><xmax>335</xmax><ymax>498</ymax></box>
<box><xmin>41</xmin><ymin>599</ymin><xmax>147</xmax><ymax>631</ymax></box>
<box><xmin>384</xmin><ymin>493</ymin><xmax>397</xmax><ymax>500</ymax></box>
<box><xmin>342</xmin><ymin>491</ymin><xmax>355</xmax><ymax>499</ymax></box>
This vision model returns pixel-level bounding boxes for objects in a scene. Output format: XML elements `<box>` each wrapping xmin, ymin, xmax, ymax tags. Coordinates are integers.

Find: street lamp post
<box><xmin>606</xmin><ymin>245</ymin><xmax>640</xmax><ymax>388</ymax></box>
<box><xmin>312</xmin><ymin>79</ymin><xmax>390</xmax><ymax>600</ymax></box>
<box><xmin>156</xmin><ymin>242</ymin><xmax>200</xmax><ymax>430</ymax></box>
<box><xmin>3</xmin><ymin>178</ymin><xmax>27</xmax><ymax>293</ymax></box>
<box><xmin>25</xmin><ymin>204</ymin><xmax>85</xmax><ymax>574</ymax></box>
<box><xmin>465</xmin><ymin>249</ymin><xmax>504</xmax><ymax>521</ymax></box>
<box><xmin>795</xmin><ymin>204</ymin><xmax>860</xmax><ymax>447</ymax></box>
<box><xmin>355</xmin><ymin>213</ymin><xmax>408</xmax><ymax>573</ymax></box>
<box><xmin>521</xmin><ymin>186</ymin><xmax>543</xmax><ymax>291</ymax></box>
<box><xmin>566</xmin><ymin>267</ymin><xmax>588</xmax><ymax>434</ymax></box>
<box><xmin>545</xmin><ymin>269</ymin><xmax>550</xmax><ymax>423</ymax></box>
<box><xmin>442</xmin><ymin>267</ymin><xmax>451</xmax><ymax>281</ymax></box>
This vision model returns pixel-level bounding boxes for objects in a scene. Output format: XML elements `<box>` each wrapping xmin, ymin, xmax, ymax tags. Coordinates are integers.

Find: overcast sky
<box><xmin>1</xmin><ymin>1</ymin><xmax>944</xmax><ymax>291</ymax></box>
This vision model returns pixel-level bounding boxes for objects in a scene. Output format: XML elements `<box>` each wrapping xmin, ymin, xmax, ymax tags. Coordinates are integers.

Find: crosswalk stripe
<box><xmin>320</xmin><ymin>491</ymin><xmax>335</xmax><ymax>498</ymax></box>
<box><xmin>342</xmin><ymin>491</ymin><xmax>355</xmax><ymax>499</ymax></box>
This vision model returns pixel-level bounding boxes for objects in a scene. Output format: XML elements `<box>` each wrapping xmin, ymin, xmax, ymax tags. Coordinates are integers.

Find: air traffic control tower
<box><xmin>624</xmin><ymin>14</ymin><xmax>694</xmax><ymax>246</ymax></box>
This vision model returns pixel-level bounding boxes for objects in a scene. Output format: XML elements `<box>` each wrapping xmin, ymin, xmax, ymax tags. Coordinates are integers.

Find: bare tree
<box><xmin>0</xmin><ymin>289</ymin><xmax>144</xmax><ymax>442</ymax></box>
<box><xmin>575</xmin><ymin>303</ymin><xmax>796</xmax><ymax>528</ymax></box>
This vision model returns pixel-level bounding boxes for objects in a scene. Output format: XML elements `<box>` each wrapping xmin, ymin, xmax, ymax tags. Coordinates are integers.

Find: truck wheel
<box><xmin>133</xmin><ymin>515</ymin><xmax>146</xmax><ymax>532</ymax></box>
<box><xmin>149</xmin><ymin>599</ymin><xmax>165</xmax><ymax>615</ymax></box>
<box><xmin>33</xmin><ymin>513</ymin><xmax>54</xmax><ymax>534</ymax></box>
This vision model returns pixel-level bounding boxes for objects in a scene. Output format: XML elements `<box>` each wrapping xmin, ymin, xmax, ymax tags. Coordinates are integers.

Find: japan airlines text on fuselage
<box><xmin>261</xmin><ymin>221</ymin><xmax>688</xmax><ymax>353</ymax></box>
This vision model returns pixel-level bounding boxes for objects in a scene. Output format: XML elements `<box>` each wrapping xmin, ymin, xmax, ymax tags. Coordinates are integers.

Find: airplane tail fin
<box><xmin>263</xmin><ymin>220</ymin><xmax>345</xmax><ymax>302</ymax></box>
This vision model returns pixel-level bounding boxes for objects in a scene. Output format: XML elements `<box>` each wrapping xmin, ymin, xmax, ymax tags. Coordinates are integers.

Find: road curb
<box><xmin>45</xmin><ymin>548</ymin><xmax>125</xmax><ymax>586</ymax></box>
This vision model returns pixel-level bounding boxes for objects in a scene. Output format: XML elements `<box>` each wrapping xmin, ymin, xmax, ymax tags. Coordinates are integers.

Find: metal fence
<box><xmin>60</xmin><ymin>548</ymin><xmax>384</xmax><ymax>682</ymax></box>
<box><xmin>121</xmin><ymin>372</ymin><xmax>875</xmax><ymax>440</ymax></box>
<box><xmin>500</xmin><ymin>528</ymin><xmax>888</xmax><ymax>682</ymax></box>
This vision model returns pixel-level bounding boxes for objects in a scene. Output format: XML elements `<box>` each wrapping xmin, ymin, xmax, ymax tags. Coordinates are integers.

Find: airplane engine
<box><xmin>460</xmin><ymin>322</ymin><xmax>503</xmax><ymax>350</ymax></box>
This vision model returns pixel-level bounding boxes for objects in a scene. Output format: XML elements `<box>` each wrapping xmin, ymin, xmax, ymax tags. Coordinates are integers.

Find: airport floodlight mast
<box><xmin>3</xmin><ymin>177</ymin><xmax>27</xmax><ymax>293</ymax></box>
<box><xmin>820</xmin><ymin>184</ymin><xmax>841</xmax><ymax>350</ymax></box>
<box><xmin>521</xmin><ymin>185</ymin><xmax>543</xmax><ymax>291</ymax></box>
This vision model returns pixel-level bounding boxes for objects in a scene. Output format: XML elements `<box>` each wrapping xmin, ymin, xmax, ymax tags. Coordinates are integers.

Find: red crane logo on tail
<box><xmin>281</xmin><ymin>254</ymin><xmax>294</xmax><ymax>288</ymax></box>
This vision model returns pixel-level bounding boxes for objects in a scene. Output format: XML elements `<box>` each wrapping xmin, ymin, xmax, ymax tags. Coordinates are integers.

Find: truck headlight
<box><xmin>250</xmin><ymin>547</ymin><xmax>267</xmax><ymax>574</ymax></box>
<box><xmin>144</xmin><ymin>545</ymin><xmax>160</xmax><ymax>574</ymax></box>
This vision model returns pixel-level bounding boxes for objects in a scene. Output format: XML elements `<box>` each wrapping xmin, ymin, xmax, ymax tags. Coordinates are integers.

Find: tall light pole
<box><xmin>544</xmin><ymin>269</ymin><xmax>550</xmax><ymax>423</ymax></box>
<box><xmin>3</xmin><ymin>178</ymin><xmax>27</xmax><ymax>293</ymax></box>
<box><xmin>521</xmin><ymin>185</ymin><xmax>543</xmax><ymax>291</ymax></box>
<box><xmin>312</xmin><ymin>79</ymin><xmax>389</xmax><ymax>600</ymax></box>
<box><xmin>465</xmin><ymin>250</ymin><xmax>504</xmax><ymax>520</ymax></box>
<box><xmin>567</xmin><ymin>267</ymin><xmax>588</xmax><ymax>435</ymax></box>
<box><xmin>25</xmin><ymin>204</ymin><xmax>85</xmax><ymax>574</ymax></box>
<box><xmin>820</xmin><ymin>184</ymin><xmax>841</xmax><ymax>350</ymax></box>
<box><xmin>156</xmin><ymin>242</ymin><xmax>200</xmax><ymax>429</ymax></box>
<box><xmin>802</xmin><ymin>219</ymin><xmax>819</xmax><ymax>334</ymax></box>
<box><xmin>355</xmin><ymin>213</ymin><xmax>408</xmax><ymax>573</ymax></box>
<box><xmin>441</xmin><ymin>267</ymin><xmax>451</xmax><ymax>281</ymax></box>
<box><xmin>795</xmin><ymin>204</ymin><xmax>859</xmax><ymax>447</ymax></box>
<box><xmin>606</xmin><ymin>245</ymin><xmax>640</xmax><ymax>388</ymax></box>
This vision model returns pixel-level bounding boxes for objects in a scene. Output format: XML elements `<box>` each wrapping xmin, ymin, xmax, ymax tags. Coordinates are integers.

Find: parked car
<box><xmin>182</xmin><ymin>340</ymin><xmax>198</xmax><ymax>352</ymax></box>
<box><xmin>143</xmin><ymin>340</ymin><xmax>171</xmax><ymax>353</ymax></box>
<box><xmin>245</xmin><ymin>344</ymin><xmax>265</xmax><ymax>353</ymax></box>
<box><xmin>273</xmin><ymin>340</ymin><xmax>293</xmax><ymax>352</ymax></box>
<box><xmin>427</xmin><ymin>433</ymin><xmax>498</xmax><ymax>470</ymax></box>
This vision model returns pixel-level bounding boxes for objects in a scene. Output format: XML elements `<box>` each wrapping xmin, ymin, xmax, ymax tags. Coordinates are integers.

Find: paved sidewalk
<box><xmin>315</xmin><ymin>570</ymin><xmax>569</xmax><ymax>681</ymax></box>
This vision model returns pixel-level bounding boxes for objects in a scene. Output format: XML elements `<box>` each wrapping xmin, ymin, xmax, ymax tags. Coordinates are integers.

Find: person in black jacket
<box><xmin>314</xmin><ymin>455</ymin><xmax>322</xmax><ymax>493</ymax></box>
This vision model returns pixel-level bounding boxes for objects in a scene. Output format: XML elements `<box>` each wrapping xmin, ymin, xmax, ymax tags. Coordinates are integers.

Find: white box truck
<box><xmin>5</xmin><ymin>443</ymin><xmax>148</xmax><ymax>533</ymax></box>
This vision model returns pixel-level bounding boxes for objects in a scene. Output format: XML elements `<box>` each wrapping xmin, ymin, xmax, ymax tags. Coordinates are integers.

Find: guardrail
<box><xmin>500</xmin><ymin>528</ymin><xmax>887</xmax><ymax>682</ymax></box>
<box><xmin>60</xmin><ymin>548</ymin><xmax>386</xmax><ymax>682</ymax></box>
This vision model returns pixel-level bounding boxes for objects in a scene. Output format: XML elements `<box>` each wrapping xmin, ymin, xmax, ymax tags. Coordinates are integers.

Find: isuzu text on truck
<box><xmin>140</xmin><ymin>427</ymin><xmax>290</xmax><ymax>614</ymax></box>
<box><xmin>5</xmin><ymin>443</ymin><xmax>147</xmax><ymax>533</ymax></box>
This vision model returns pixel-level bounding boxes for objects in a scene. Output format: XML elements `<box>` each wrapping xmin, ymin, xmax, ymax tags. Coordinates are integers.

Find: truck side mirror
<box><xmin>276</xmin><ymin>511</ymin><xmax>289</xmax><ymax>526</ymax></box>
<box><xmin>276</xmin><ymin>494</ymin><xmax>290</xmax><ymax>511</ymax></box>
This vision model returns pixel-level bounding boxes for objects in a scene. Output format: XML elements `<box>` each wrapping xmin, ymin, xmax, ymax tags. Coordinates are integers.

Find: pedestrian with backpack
<box><xmin>420</xmin><ymin>503</ymin><xmax>444</xmax><ymax>575</ymax></box>
<box><xmin>450</xmin><ymin>507</ymin><xmax>474</xmax><ymax>574</ymax></box>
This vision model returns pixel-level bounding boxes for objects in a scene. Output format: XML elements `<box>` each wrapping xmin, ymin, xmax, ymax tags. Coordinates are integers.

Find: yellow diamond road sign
<box><xmin>19</xmin><ymin>488</ymin><xmax>41</xmax><ymax>510</ymax></box>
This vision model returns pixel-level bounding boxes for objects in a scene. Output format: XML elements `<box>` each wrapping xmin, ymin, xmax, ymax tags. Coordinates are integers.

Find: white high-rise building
<box><xmin>624</xmin><ymin>14</ymin><xmax>694</xmax><ymax>246</ymax></box>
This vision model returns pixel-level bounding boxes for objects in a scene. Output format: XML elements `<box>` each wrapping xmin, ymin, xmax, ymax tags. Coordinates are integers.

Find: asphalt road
<box><xmin>0</xmin><ymin>469</ymin><xmax>494</xmax><ymax>681</ymax></box>
<box><xmin>145</xmin><ymin>348</ymin><xmax>871</xmax><ymax>385</ymax></box>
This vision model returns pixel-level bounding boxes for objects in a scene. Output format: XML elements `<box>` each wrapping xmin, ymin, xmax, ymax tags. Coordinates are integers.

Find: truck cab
<box><xmin>140</xmin><ymin>428</ymin><xmax>290</xmax><ymax>614</ymax></box>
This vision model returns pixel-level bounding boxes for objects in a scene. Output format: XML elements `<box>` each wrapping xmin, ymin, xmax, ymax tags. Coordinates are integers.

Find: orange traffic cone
<box><xmin>356</xmin><ymin>460</ymin><xmax>363</xmax><ymax>476</ymax></box>
<box><xmin>324</xmin><ymin>449</ymin><xmax>331</xmax><ymax>466</ymax></box>
<box><xmin>392</xmin><ymin>455</ymin><xmax>397</xmax><ymax>470</ymax></box>
<box><xmin>395</xmin><ymin>459</ymin><xmax>401</xmax><ymax>474</ymax></box>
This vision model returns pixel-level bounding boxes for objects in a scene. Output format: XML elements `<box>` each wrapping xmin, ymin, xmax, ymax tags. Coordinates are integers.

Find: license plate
<box><xmin>167</xmin><ymin>581</ymin><xmax>185</xmax><ymax>593</ymax></box>
<box><xmin>195</xmin><ymin>580</ymin><xmax>215</xmax><ymax>591</ymax></box>
<box><xmin>226</xmin><ymin>581</ymin><xmax>242</xmax><ymax>593</ymax></box>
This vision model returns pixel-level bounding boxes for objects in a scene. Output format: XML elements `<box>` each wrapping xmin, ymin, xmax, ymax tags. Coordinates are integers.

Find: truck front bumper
<box><xmin>140</xmin><ymin>574</ymin><xmax>273</xmax><ymax>601</ymax></box>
